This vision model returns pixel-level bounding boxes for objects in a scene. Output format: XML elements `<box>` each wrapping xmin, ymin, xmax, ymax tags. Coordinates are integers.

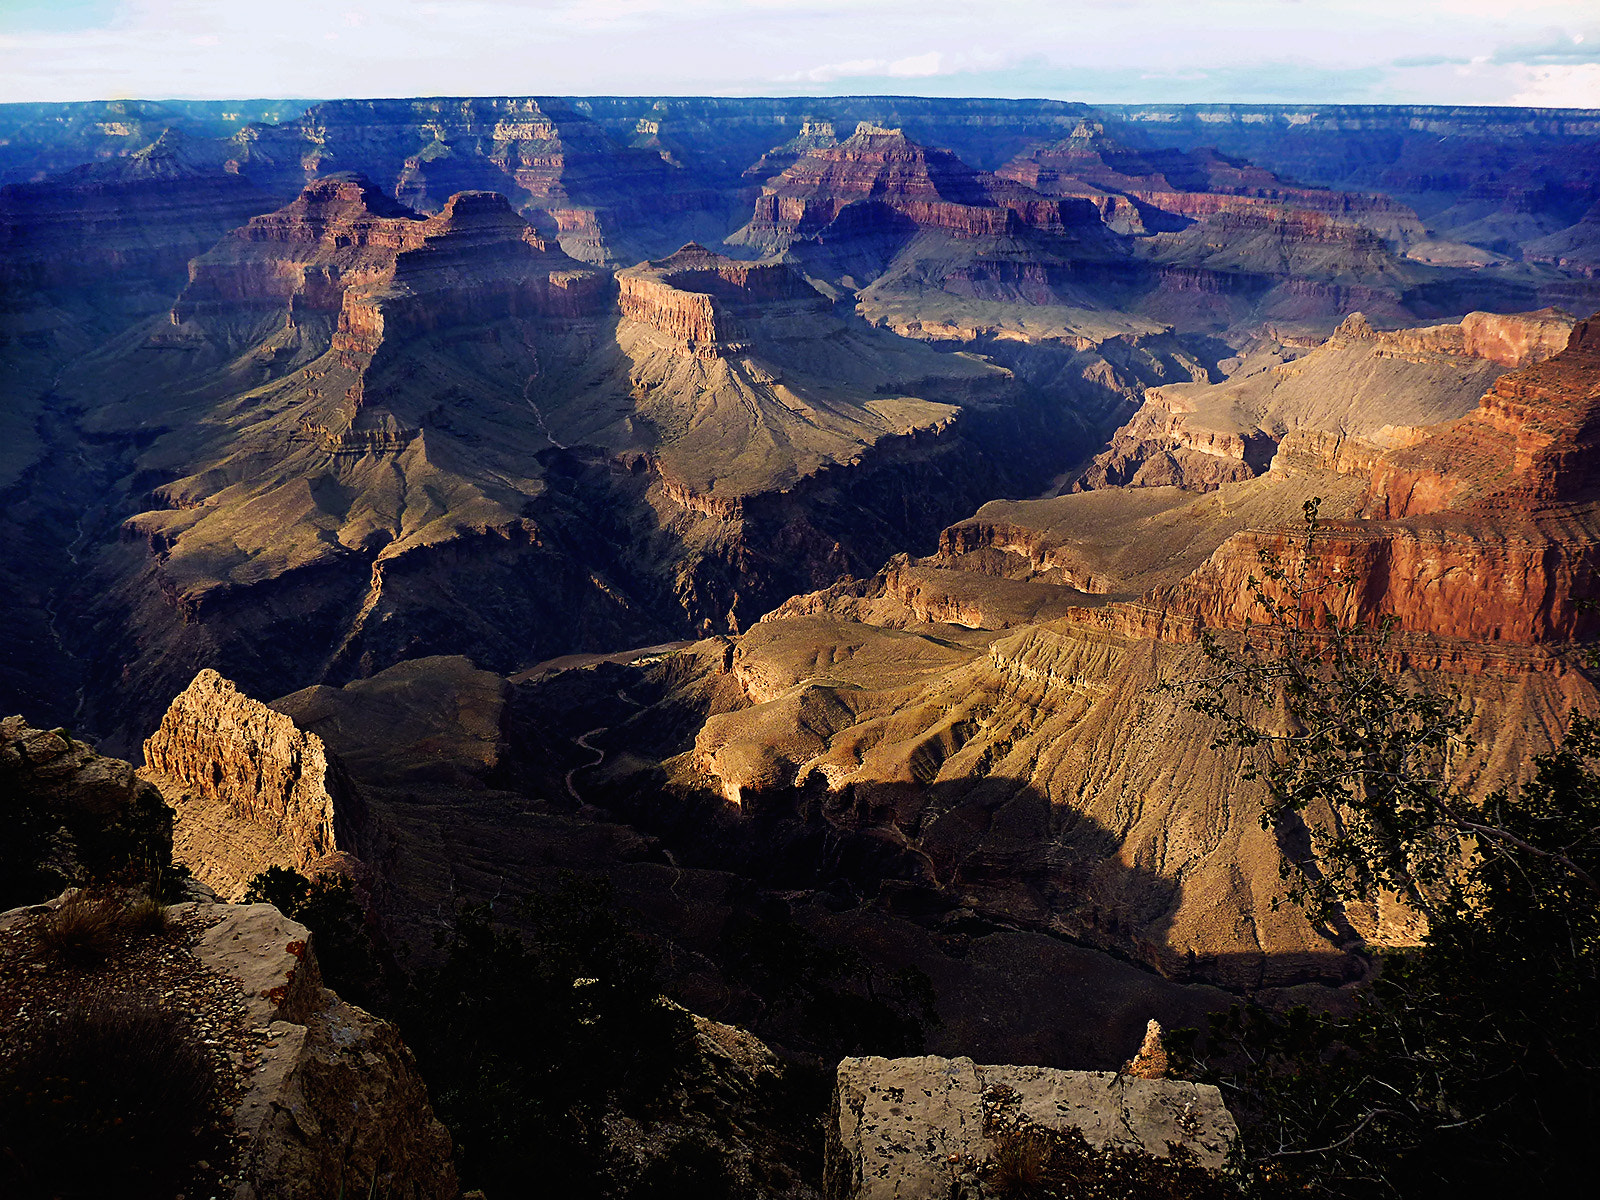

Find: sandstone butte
<box><xmin>731</xmin><ymin>121</ymin><xmax>1106</xmax><ymax>254</ymax></box>
<box><xmin>141</xmin><ymin>668</ymin><xmax>368</xmax><ymax>899</ymax></box>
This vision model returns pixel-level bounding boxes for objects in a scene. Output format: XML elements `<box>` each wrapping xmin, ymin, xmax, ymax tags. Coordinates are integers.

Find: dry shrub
<box><xmin>123</xmin><ymin>894</ymin><xmax>175</xmax><ymax>939</ymax></box>
<box><xmin>0</xmin><ymin>999</ymin><xmax>223</xmax><ymax>1199</ymax></box>
<box><xmin>35</xmin><ymin>890</ymin><xmax>177</xmax><ymax>963</ymax></box>
<box><xmin>990</xmin><ymin>1129</ymin><xmax>1048</xmax><ymax>1198</ymax></box>
<box><xmin>35</xmin><ymin>891</ymin><xmax>125</xmax><ymax>963</ymax></box>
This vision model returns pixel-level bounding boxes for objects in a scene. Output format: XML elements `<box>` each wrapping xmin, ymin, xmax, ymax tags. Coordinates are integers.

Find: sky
<box><xmin>1</xmin><ymin>0</ymin><xmax>1598</xmax><ymax>108</ymax></box>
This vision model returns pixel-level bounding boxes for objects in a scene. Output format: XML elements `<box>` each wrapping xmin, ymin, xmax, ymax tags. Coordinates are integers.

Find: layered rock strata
<box><xmin>0</xmin><ymin>130</ymin><xmax>274</xmax><ymax>297</ymax></box>
<box><xmin>141</xmin><ymin>669</ymin><xmax>366</xmax><ymax>898</ymax></box>
<box><xmin>999</xmin><ymin>119</ymin><xmax>1426</xmax><ymax>247</ymax></box>
<box><xmin>1078</xmin><ymin>309</ymin><xmax>1576</xmax><ymax>493</ymax></box>
<box><xmin>731</xmin><ymin>122</ymin><xmax>1105</xmax><ymax>255</ymax></box>
<box><xmin>621</xmin><ymin>312</ymin><xmax>1600</xmax><ymax>992</ymax></box>
<box><xmin>616</xmin><ymin>241</ymin><xmax>829</xmax><ymax>352</ymax></box>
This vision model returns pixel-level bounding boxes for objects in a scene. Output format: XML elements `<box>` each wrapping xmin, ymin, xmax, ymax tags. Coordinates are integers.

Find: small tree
<box><xmin>1168</xmin><ymin>499</ymin><xmax>1600</xmax><ymax>1195</ymax></box>
<box><xmin>1182</xmin><ymin>498</ymin><xmax>1597</xmax><ymax>920</ymax></box>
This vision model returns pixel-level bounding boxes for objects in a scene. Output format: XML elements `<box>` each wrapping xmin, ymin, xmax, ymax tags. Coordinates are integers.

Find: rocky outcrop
<box><xmin>606</xmin><ymin>1006</ymin><xmax>824</xmax><ymax>1199</ymax></box>
<box><xmin>181</xmin><ymin>898</ymin><xmax>457</xmax><ymax>1200</ymax></box>
<box><xmin>141</xmin><ymin>669</ymin><xmax>366</xmax><ymax>899</ymax></box>
<box><xmin>617</xmin><ymin>242</ymin><xmax>828</xmax><ymax>352</ymax></box>
<box><xmin>1365</xmin><ymin>313</ymin><xmax>1600</xmax><ymax>520</ymax></box>
<box><xmin>0</xmin><ymin>715</ymin><xmax>173</xmax><ymax>901</ymax></box>
<box><xmin>825</xmin><ymin>1054</ymin><xmax>1237</xmax><ymax>1199</ymax></box>
<box><xmin>0</xmin><ymin>888</ymin><xmax>456</xmax><ymax>1200</ymax></box>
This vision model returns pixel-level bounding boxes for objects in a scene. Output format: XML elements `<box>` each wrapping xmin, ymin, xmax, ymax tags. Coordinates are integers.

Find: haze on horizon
<box><xmin>1</xmin><ymin>0</ymin><xmax>1598</xmax><ymax>110</ymax></box>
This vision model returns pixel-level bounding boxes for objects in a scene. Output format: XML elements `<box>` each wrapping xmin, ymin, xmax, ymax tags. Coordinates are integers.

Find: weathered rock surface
<box><xmin>825</xmin><ymin>1054</ymin><xmax>1237</xmax><ymax>1199</ymax></box>
<box><xmin>0</xmin><ymin>130</ymin><xmax>274</xmax><ymax>297</ymax></box>
<box><xmin>183</xmin><ymin>898</ymin><xmax>457</xmax><ymax>1200</ymax></box>
<box><xmin>0</xmin><ymin>888</ymin><xmax>456</xmax><ymax>1200</ymax></box>
<box><xmin>999</xmin><ymin>118</ymin><xmax>1426</xmax><ymax>247</ymax></box>
<box><xmin>612</xmin><ymin>312</ymin><xmax>1600</xmax><ymax>990</ymax></box>
<box><xmin>141</xmin><ymin>669</ymin><xmax>366</xmax><ymax>899</ymax></box>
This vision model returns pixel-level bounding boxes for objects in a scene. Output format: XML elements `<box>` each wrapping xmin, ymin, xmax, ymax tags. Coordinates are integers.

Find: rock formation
<box><xmin>1077</xmin><ymin>308</ymin><xmax>1577</xmax><ymax>493</ymax></box>
<box><xmin>0</xmin><ymin>890</ymin><xmax>458</xmax><ymax>1200</ymax></box>
<box><xmin>141</xmin><ymin>669</ymin><xmax>366</xmax><ymax>898</ymax></box>
<box><xmin>0</xmin><ymin>130</ymin><xmax>274</xmax><ymax>298</ymax></box>
<box><xmin>185</xmin><ymin>898</ymin><xmax>457</xmax><ymax>1200</ymax></box>
<box><xmin>582</xmin><ymin>310</ymin><xmax>1600</xmax><ymax>992</ymax></box>
<box><xmin>999</xmin><ymin>118</ymin><xmax>1427</xmax><ymax>247</ymax></box>
<box><xmin>825</xmin><ymin>1054</ymin><xmax>1236</xmax><ymax>1199</ymax></box>
<box><xmin>732</xmin><ymin>122</ymin><xmax>1105</xmax><ymax>256</ymax></box>
<box><xmin>0</xmin><ymin>715</ymin><xmax>173</xmax><ymax>903</ymax></box>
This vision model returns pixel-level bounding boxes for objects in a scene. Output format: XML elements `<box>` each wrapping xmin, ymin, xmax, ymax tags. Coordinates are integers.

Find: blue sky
<box><xmin>1</xmin><ymin>0</ymin><xmax>1597</xmax><ymax>107</ymax></box>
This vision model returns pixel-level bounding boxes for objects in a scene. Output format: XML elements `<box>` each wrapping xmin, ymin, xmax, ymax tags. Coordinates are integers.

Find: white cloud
<box><xmin>2</xmin><ymin>0</ymin><xmax>1600</xmax><ymax>105</ymax></box>
<box><xmin>790</xmin><ymin>51</ymin><xmax>952</xmax><ymax>82</ymax></box>
<box><xmin>1511</xmin><ymin>62</ymin><xmax>1600</xmax><ymax>106</ymax></box>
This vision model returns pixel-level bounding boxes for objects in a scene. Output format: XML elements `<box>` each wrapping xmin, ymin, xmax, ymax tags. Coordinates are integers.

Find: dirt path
<box><xmin>565</xmin><ymin>725</ymin><xmax>608</xmax><ymax>803</ymax></box>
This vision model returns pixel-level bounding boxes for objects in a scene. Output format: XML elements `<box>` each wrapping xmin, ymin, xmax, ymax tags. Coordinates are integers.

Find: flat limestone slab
<box><xmin>826</xmin><ymin>1055</ymin><xmax>1238</xmax><ymax>1200</ymax></box>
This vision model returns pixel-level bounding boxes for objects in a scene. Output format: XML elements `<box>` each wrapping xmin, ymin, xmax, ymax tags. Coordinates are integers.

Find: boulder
<box><xmin>825</xmin><ymin>1054</ymin><xmax>1237</xmax><ymax>1200</ymax></box>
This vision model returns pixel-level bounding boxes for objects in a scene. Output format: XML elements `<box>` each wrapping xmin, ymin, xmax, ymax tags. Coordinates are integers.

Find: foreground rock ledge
<box><xmin>181</xmin><ymin>898</ymin><xmax>457</xmax><ymax>1200</ymax></box>
<box><xmin>825</xmin><ymin>1054</ymin><xmax>1237</xmax><ymax>1200</ymax></box>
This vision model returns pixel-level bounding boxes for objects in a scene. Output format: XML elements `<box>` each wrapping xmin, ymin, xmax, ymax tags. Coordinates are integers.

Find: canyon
<box><xmin>3</xmin><ymin>93</ymin><xmax>1600</xmax><ymax>1195</ymax></box>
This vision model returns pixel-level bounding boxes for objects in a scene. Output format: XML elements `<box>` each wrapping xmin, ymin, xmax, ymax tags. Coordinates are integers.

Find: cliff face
<box><xmin>141</xmin><ymin>669</ymin><xmax>367</xmax><ymax>898</ymax></box>
<box><xmin>186</xmin><ymin>899</ymin><xmax>456</xmax><ymax>1200</ymax></box>
<box><xmin>616</xmin><ymin>242</ymin><xmax>829</xmax><ymax>350</ymax></box>
<box><xmin>732</xmin><ymin>123</ymin><xmax>1105</xmax><ymax>255</ymax></box>
<box><xmin>999</xmin><ymin>119</ymin><xmax>1427</xmax><ymax>248</ymax></box>
<box><xmin>0</xmin><ymin>133</ymin><xmax>275</xmax><ymax>298</ymax></box>
<box><xmin>0</xmin><ymin>715</ymin><xmax>174</xmax><ymax>905</ymax></box>
<box><xmin>1366</xmin><ymin>314</ymin><xmax>1600</xmax><ymax>520</ymax></box>
<box><xmin>1077</xmin><ymin>309</ymin><xmax>1576</xmax><ymax>494</ymax></box>
<box><xmin>609</xmin><ymin>309</ymin><xmax>1600</xmax><ymax>994</ymax></box>
<box><xmin>225</xmin><ymin>97</ymin><xmax>718</xmax><ymax>264</ymax></box>
<box><xmin>1097</xmin><ymin>103</ymin><xmax>1600</xmax><ymax>256</ymax></box>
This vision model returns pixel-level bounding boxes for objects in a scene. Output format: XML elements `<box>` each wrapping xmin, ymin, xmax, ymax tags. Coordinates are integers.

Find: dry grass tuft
<box><xmin>35</xmin><ymin>891</ymin><xmax>177</xmax><ymax>963</ymax></box>
<box><xmin>36</xmin><ymin>892</ymin><xmax>126</xmax><ymax>964</ymax></box>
